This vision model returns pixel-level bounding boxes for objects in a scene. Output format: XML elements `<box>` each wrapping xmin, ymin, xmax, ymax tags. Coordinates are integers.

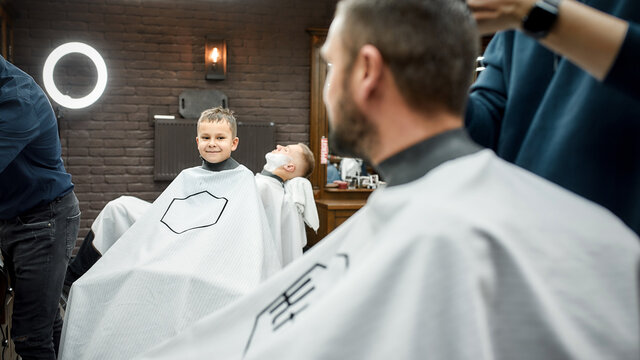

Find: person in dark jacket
<box><xmin>466</xmin><ymin>0</ymin><xmax>640</xmax><ymax>234</ymax></box>
<box><xmin>0</xmin><ymin>55</ymin><xmax>80</xmax><ymax>360</ymax></box>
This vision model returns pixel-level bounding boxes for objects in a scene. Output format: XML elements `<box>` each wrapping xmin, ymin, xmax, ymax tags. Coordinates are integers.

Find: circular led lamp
<box><xmin>43</xmin><ymin>42</ymin><xmax>108</xmax><ymax>109</ymax></box>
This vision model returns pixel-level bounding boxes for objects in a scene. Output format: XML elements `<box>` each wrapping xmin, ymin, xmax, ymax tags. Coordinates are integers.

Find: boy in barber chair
<box><xmin>63</xmin><ymin>143</ymin><xmax>318</xmax><ymax>299</ymax></box>
<box><xmin>58</xmin><ymin>106</ymin><xmax>283</xmax><ymax>360</ymax></box>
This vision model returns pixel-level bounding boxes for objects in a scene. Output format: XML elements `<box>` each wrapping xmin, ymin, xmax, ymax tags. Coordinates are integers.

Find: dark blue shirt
<box><xmin>0</xmin><ymin>56</ymin><xmax>73</xmax><ymax>219</ymax></box>
<box><xmin>466</xmin><ymin>2</ymin><xmax>640</xmax><ymax>234</ymax></box>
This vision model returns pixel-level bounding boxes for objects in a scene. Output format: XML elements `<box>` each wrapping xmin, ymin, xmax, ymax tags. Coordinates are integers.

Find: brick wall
<box><xmin>10</xmin><ymin>0</ymin><xmax>337</xmax><ymax>246</ymax></box>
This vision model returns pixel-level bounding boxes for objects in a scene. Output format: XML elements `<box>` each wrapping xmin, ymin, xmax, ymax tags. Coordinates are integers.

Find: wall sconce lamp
<box><xmin>205</xmin><ymin>38</ymin><xmax>227</xmax><ymax>80</ymax></box>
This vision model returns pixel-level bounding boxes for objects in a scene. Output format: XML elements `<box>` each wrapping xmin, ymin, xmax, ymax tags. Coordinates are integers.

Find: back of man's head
<box><xmin>336</xmin><ymin>0</ymin><xmax>477</xmax><ymax>116</ymax></box>
<box><xmin>297</xmin><ymin>143</ymin><xmax>315</xmax><ymax>179</ymax></box>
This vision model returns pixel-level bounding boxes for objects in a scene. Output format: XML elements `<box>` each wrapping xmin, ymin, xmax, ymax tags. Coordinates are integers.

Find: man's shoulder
<box><xmin>0</xmin><ymin>68</ymin><xmax>36</xmax><ymax>101</ymax></box>
<box><xmin>374</xmin><ymin>151</ymin><xmax>638</xmax><ymax>245</ymax></box>
<box><xmin>255</xmin><ymin>172</ymin><xmax>282</xmax><ymax>183</ymax></box>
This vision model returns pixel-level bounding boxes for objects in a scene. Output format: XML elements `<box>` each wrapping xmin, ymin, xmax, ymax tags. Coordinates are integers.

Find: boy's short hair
<box><xmin>297</xmin><ymin>143</ymin><xmax>315</xmax><ymax>178</ymax></box>
<box><xmin>197</xmin><ymin>107</ymin><xmax>238</xmax><ymax>137</ymax></box>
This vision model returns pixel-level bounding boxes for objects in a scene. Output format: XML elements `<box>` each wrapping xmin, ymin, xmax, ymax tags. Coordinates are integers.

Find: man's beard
<box><xmin>327</xmin><ymin>84</ymin><xmax>374</xmax><ymax>162</ymax></box>
<box><xmin>263</xmin><ymin>153</ymin><xmax>293</xmax><ymax>172</ymax></box>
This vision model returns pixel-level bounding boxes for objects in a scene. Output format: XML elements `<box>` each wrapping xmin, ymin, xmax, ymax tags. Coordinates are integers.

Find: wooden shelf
<box><xmin>325</xmin><ymin>188</ymin><xmax>374</xmax><ymax>193</ymax></box>
<box><xmin>305</xmin><ymin>198</ymin><xmax>368</xmax><ymax>250</ymax></box>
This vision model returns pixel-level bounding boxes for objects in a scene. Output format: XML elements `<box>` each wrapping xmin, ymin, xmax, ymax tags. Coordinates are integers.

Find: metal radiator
<box><xmin>154</xmin><ymin>120</ymin><xmax>276</xmax><ymax>181</ymax></box>
<box><xmin>234</xmin><ymin>121</ymin><xmax>276</xmax><ymax>174</ymax></box>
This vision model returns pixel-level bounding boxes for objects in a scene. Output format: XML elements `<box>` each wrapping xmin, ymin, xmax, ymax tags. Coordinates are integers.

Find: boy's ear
<box><xmin>231</xmin><ymin>137</ymin><xmax>239</xmax><ymax>151</ymax></box>
<box><xmin>195</xmin><ymin>137</ymin><xmax>200</xmax><ymax>146</ymax></box>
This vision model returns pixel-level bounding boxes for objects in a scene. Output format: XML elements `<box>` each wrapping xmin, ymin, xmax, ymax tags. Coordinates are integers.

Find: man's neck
<box><xmin>260</xmin><ymin>169</ymin><xmax>285</xmax><ymax>184</ymax></box>
<box><xmin>369</xmin><ymin>109</ymin><xmax>462</xmax><ymax>165</ymax></box>
<box><xmin>271</xmin><ymin>168</ymin><xmax>292</xmax><ymax>182</ymax></box>
<box><xmin>376</xmin><ymin>128</ymin><xmax>482</xmax><ymax>187</ymax></box>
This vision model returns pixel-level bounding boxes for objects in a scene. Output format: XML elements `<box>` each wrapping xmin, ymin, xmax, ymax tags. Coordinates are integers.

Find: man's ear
<box><xmin>352</xmin><ymin>44</ymin><xmax>384</xmax><ymax>107</ymax></box>
<box><xmin>231</xmin><ymin>137</ymin><xmax>239</xmax><ymax>151</ymax></box>
<box><xmin>283</xmin><ymin>163</ymin><xmax>296</xmax><ymax>173</ymax></box>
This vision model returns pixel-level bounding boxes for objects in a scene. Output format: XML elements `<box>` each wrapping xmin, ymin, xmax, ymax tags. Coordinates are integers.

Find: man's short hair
<box><xmin>297</xmin><ymin>143</ymin><xmax>315</xmax><ymax>178</ymax></box>
<box><xmin>336</xmin><ymin>0</ymin><xmax>478</xmax><ymax>116</ymax></box>
<box><xmin>197</xmin><ymin>107</ymin><xmax>238</xmax><ymax>137</ymax></box>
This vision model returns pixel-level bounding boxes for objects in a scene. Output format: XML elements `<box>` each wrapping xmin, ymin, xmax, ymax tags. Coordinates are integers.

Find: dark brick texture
<box><xmin>10</xmin><ymin>0</ymin><xmax>337</xmax><ymax>248</ymax></box>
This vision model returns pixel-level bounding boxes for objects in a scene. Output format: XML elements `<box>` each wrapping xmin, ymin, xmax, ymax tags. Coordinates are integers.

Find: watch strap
<box><xmin>522</xmin><ymin>0</ymin><xmax>561</xmax><ymax>39</ymax></box>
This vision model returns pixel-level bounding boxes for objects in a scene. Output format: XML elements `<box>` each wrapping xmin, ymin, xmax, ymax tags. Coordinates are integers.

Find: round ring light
<box><xmin>43</xmin><ymin>42</ymin><xmax>108</xmax><ymax>109</ymax></box>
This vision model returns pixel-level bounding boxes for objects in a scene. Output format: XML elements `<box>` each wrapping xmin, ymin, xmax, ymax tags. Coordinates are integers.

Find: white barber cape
<box><xmin>255</xmin><ymin>173</ymin><xmax>318</xmax><ymax>266</ymax></box>
<box><xmin>137</xmin><ymin>150</ymin><xmax>640</xmax><ymax>360</ymax></box>
<box><xmin>60</xmin><ymin>165</ymin><xmax>282</xmax><ymax>360</ymax></box>
<box><xmin>284</xmin><ymin>177</ymin><xmax>319</xmax><ymax>237</ymax></box>
<box><xmin>91</xmin><ymin>195</ymin><xmax>151</xmax><ymax>254</ymax></box>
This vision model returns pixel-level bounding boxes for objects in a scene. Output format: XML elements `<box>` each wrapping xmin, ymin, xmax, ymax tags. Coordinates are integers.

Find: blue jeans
<box><xmin>0</xmin><ymin>191</ymin><xmax>80</xmax><ymax>360</ymax></box>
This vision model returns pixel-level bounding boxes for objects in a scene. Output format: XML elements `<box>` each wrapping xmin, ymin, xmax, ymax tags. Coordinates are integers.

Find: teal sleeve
<box><xmin>604</xmin><ymin>22</ymin><xmax>640</xmax><ymax>100</ymax></box>
<box><xmin>464</xmin><ymin>32</ymin><xmax>511</xmax><ymax>150</ymax></box>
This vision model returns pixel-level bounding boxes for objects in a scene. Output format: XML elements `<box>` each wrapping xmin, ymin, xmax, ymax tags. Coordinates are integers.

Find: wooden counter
<box><xmin>305</xmin><ymin>198</ymin><xmax>368</xmax><ymax>250</ymax></box>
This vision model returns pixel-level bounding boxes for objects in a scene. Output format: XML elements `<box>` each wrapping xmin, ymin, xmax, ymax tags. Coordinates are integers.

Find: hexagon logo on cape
<box><xmin>161</xmin><ymin>190</ymin><xmax>228</xmax><ymax>234</ymax></box>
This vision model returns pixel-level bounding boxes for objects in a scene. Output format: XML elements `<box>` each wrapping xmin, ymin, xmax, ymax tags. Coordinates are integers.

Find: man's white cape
<box><xmin>59</xmin><ymin>165</ymin><xmax>282</xmax><ymax>360</ymax></box>
<box><xmin>137</xmin><ymin>151</ymin><xmax>640</xmax><ymax>360</ymax></box>
<box><xmin>255</xmin><ymin>174</ymin><xmax>318</xmax><ymax>266</ymax></box>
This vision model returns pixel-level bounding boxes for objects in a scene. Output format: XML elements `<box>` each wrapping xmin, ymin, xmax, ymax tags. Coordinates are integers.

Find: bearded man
<box><xmin>139</xmin><ymin>0</ymin><xmax>639</xmax><ymax>359</ymax></box>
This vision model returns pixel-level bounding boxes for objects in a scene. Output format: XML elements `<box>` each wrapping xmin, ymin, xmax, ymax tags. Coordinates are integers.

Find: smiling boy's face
<box><xmin>196</xmin><ymin>120</ymin><xmax>239</xmax><ymax>164</ymax></box>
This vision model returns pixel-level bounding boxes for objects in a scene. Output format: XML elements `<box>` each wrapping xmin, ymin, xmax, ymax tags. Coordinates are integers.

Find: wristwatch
<box><xmin>521</xmin><ymin>0</ymin><xmax>561</xmax><ymax>39</ymax></box>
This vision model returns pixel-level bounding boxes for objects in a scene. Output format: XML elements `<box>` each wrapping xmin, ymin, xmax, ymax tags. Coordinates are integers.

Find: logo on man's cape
<box><xmin>161</xmin><ymin>191</ymin><xmax>228</xmax><ymax>234</ymax></box>
<box><xmin>243</xmin><ymin>254</ymin><xmax>349</xmax><ymax>356</ymax></box>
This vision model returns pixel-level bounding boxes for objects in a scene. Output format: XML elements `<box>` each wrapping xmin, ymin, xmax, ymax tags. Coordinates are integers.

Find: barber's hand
<box><xmin>467</xmin><ymin>0</ymin><xmax>537</xmax><ymax>35</ymax></box>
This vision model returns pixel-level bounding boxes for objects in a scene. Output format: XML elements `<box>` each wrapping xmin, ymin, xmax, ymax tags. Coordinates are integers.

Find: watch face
<box><xmin>523</xmin><ymin>1</ymin><xmax>559</xmax><ymax>37</ymax></box>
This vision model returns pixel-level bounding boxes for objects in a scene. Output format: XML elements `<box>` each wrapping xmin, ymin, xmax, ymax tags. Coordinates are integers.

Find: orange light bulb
<box><xmin>210</xmin><ymin>48</ymin><xmax>219</xmax><ymax>63</ymax></box>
